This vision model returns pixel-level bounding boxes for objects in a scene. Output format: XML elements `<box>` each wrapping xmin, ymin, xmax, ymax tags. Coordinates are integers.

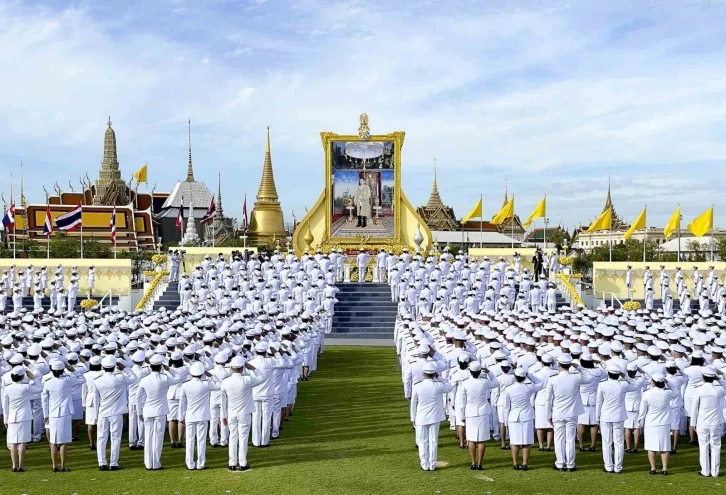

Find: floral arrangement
<box><xmin>144</xmin><ymin>270</ymin><xmax>170</xmax><ymax>277</ymax></box>
<box><xmin>135</xmin><ymin>272</ymin><xmax>166</xmax><ymax>311</ymax></box>
<box><xmin>152</xmin><ymin>254</ymin><xmax>168</xmax><ymax>266</ymax></box>
<box><xmin>558</xmin><ymin>256</ymin><xmax>574</xmax><ymax>266</ymax></box>
<box><xmin>80</xmin><ymin>299</ymin><xmax>99</xmax><ymax>310</ymax></box>
<box><xmin>623</xmin><ymin>300</ymin><xmax>641</xmax><ymax>311</ymax></box>
<box><xmin>555</xmin><ymin>274</ymin><xmax>583</xmax><ymax>306</ymax></box>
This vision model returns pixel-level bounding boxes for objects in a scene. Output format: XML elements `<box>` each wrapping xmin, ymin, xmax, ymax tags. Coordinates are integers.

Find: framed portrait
<box><xmin>321</xmin><ymin>132</ymin><xmax>404</xmax><ymax>245</ymax></box>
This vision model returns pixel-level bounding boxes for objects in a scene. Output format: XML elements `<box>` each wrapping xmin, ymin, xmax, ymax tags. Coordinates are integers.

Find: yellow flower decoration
<box><xmin>555</xmin><ymin>274</ymin><xmax>583</xmax><ymax>306</ymax></box>
<box><xmin>135</xmin><ymin>271</ymin><xmax>169</xmax><ymax>311</ymax></box>
<box><xmin>623</xmin><ymin>301</ymin><xmax>641</xmax><ymax>311</ymax></box>
<box><xmin>80</xmin><ymin>299</ymin><xmax>99</xmax><ymax>310</ymax></box>
<box><xmin>558</xmin><ymin>256</ymin><xmax>574</xmax><ymax>266</ymax></box>
<box><xmin>152</xmin><ymin>254</ymin><xmax>168</xmax><ymax>265</ymax></box>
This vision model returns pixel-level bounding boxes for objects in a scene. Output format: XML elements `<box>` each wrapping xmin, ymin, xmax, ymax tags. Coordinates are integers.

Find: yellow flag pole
<box><xmin>479</xmin><ymin>194</ymin><xmax>483</xmax><ymax>249</ymax></box>
<box><xmin>643</xmin><ymin>205</ymin><xmax>647</xmax><ymax>264</ymax></box>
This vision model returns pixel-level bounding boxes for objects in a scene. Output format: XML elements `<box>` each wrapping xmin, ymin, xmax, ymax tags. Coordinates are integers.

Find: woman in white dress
<box><xmin>638</xmin><ymin>371</ymin><xmax>678</xmax><ymax>475</ymax></box>
<box><xmin>87</xmin><ymin>266</ymin><xmax>96</xmax><ymax>296</ymax></box>
<box><xmin>503</xmin><ymin>367</ymin><xmax>543</xmax><ymax>471</ymax></box>
<box><xmin>455</xmin><ymin>361</ymin><xmax>499</xmax><ymax>470</ymax></box>
<box><xmin>577</xmin><ymin>355</ymin><xmax>604</xmax><ymax>451</ymax></box>
<box><xmin>2</xmin><ymin>366</ymin><xmax>38</xmax><ymax>472</ymax></box>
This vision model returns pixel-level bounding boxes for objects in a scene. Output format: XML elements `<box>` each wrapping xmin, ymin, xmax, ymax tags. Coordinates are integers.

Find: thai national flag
<box><xmin>200</xmin><ymin>198</ymin><xmax>216</xmax><ymax>225</ymax></box>
<box><xmin>55</xmin><ymin>205</ymin><xmax>83</xmax><ymax>231</ymax></box>
<box><xmin>176</xmin><ymin>196</ymin><xmax>184</xmax><ymax>232</ymax></box>
<box><xmin>2</xmin><ymin>203</ymin><xmax>15</xmax><ymax>229</ymax></box>
<box><xmin>110</xmin><ymin>205</ymin><xmax>116</xmax><ymax>245</ymax></box>
<box><xmin>43</xmin><ymin>205</ymin><xmax>53</xmax><ymax>236</ymax></box>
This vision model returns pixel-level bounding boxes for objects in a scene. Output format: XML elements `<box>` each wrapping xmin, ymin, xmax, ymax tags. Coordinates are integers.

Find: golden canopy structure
<box><xmin>292</xmin><ymin>114</ymin><xmax>433</xmax><ymax>255</ymax></box>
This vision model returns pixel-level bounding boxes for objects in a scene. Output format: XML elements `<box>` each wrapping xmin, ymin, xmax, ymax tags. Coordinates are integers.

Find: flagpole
<box><xmin>677</xmin><ymin>204</ymin><xmax>681</xmax><ymax>262</ymax></box>
<box><xmin>479</xmin><ymin>194</ymin><xmax>483</xmax><ymax>249</ymax></box>
<box><xmin>10</xmin><ymin>172</ymin><xmax>15</xmax><ymax>260</ymax></box>
<box><xmin>80</xmin><ymin>210</ymin><xmax>84</xmax><ymax>259</ymax></box>
<box><xmin>609</xmin><ymin>227</ymin><xmax>612</xmax><ymax>262</ymax></box>
<box><xmin>710</xmin><ymin>204</ymin><xmax>714</xmax><ymax>262</ymax></box>
<box><xmin>643</xmin><ymin>207</ymin><xmax>647</xmax><ymax>264</ymax></box>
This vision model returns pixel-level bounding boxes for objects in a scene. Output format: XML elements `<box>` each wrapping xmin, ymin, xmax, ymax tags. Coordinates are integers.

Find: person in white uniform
<box><xmin>410</xmin><ymin>362</ymin><xmax>453</xmax><ymax>471</ymax></box>
<box><xmin>690</xmin><ymin>365</ymin><xmax>726</xmax><ymax>478</ymax></box>
<box><xmin>638</xmin><ymin>371</ymin><xmax>678</xmax><ymax>475</ymax></box>
<box><xmin>546</xmin><ymin>354</ymin><xmax>598</xmax><ymax>472</ymax></box>
<box><xmin>455</xmin><ymin>361</ymin><xmax>498</xmax><ymax>470</ymax></box>
<box><xmin>178</xmin><ymin>362</ymin><xmax>221</xmax><ymax>470</ymax></box>
<box><xmin>136</xmin><ymin>355</ymin><xmax>186</xmax><ymax>470</ymax></box>
<box><xmin>42</xmin><ymin>359</ymin><xmax>81</xmax><ymax>472</ymax></box>
<box><xmin>221</xmin><ymin>356</ymin><xmax>264</xmax><ymax>471</ymax></box>
<box><xmin>93</xmin><ymin>356</ymin><xmax>134</xmax><ymax>471</ymax></box>
<box><xmin>2</xmin><ymin>366</ymin><xmax>38</xmax><ymax>472</ymax></box>
<box><xmin>503</xmin><ymin>367</ymin><xmax>544</xmax><ymax>471</ymax></box>
<box><xmin>596</xmin><ymin>362</ymin><xmax>640</xmax><ymax>474</ymax></box>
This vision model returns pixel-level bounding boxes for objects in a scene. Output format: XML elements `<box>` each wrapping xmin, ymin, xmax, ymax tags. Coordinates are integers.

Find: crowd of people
<box><xmin>396</xmin><ymin>253</ymin><xmax>726</xmax><ymax>478</ymax></box>
<box><xmin>0</xmin><ymin>250</ymin><xmax>338</xmax><ymax>473</ymax></box>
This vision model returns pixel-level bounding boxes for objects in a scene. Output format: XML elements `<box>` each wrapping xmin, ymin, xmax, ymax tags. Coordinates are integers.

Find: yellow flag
<box><xmin>522</xmin><ymin>196</ymin><xmax>546</xmax><ymax>229</ymax></box>
<box><xmin>586</xmin><ymin>207</ymin><xmax>612</xmax><ymax>233</ymax></box>
<box><xmin>132</xmin><ymin>163</ymin><xmax>148</xmax><ymax>184</ymax></box>
<box><xmin>623</xmin><ymin>207</ymin><xmax>646</xmax><ymax>239</ymax></box>
<box><xmin>460</xmin><ymin>197</ymin><xmax>483</xmax><ymax>224</ymax></box>
<box><xmin>663</xmin><ymin>206</ymin><xmax>680</xmax><ymax>239</ymax></box>
<box><xmin>491</xmin><ymin>197</ymin><xmax>514</xmax><ymax>225</ymax></box>
<box><xmin>687</xmin><ymin>207</ymin><xmax>713</xmax><ymax>238</ymax></box>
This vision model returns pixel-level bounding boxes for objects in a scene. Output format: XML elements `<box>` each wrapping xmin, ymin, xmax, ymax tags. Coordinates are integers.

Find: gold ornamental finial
<box><xmin>425</xmin><ymin>158</ymin><xmax>444</xmax><ymax>210</ymax></box>
<box><xmin>186</xmin><ymin>119</ymin><xmax>195</xmax><ymax>182</ymax></box>
<box><xmin>255</xmin><ymin>126</ymin><xmax>280</xmax><ymax>202</ymax></box>
<box><xmin>303</xmin><ymin>221</ymin><xmax>314</xmax><ymax>251</ymax></box>
<box><xmin>358</xmin><ymin>113</ymin><xmax>370</xmax><ymax>141</ymax></box>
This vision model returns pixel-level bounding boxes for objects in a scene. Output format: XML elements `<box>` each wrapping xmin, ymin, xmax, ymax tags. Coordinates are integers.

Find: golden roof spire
<box><xmin>255</xmin><ymin>126</ymin><xmax>279</xmax><ymax>202</ymax></box>
<box><xmin>186</xmin><ymin>119</ymin><xmax>195</xmax><ymax>182</ymax></box>
<box><xmin>425</xmin><ymin>158</ymin><xmax>444</xmax><ymax>209</ymax></box>
<box><xmin>503</xmin><ymin>184</ymin><xmax>508</xmax><ymax>207</ymax></box>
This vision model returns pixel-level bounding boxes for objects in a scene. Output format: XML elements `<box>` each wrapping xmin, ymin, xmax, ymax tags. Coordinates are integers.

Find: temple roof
<box><xmin>603</xmin><ymin>177</ymin><xmax>629</xmax><ymax>230</ymax></box>
<box><xmin>424</xmin><ymin>159</ymin><xmax>445</xmax><ymax>210</ymax></box>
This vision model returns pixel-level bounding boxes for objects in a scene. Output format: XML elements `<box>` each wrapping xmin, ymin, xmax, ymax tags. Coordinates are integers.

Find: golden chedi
<box><xmin>248</xmin><ymin>127</ymin><xmax>286</xmax><ymax>245</ymax></box>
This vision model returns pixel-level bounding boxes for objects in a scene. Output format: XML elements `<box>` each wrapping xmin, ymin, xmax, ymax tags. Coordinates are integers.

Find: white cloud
<box><xmin>0</xmin><ymin>1</ymin><xmax>725</xmax><ymax>230</ymax></box>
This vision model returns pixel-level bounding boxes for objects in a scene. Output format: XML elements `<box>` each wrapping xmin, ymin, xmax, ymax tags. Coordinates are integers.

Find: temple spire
<box><xmin>425</xmin><ymin>158</ymin><xmax>444</xmax><ymax>209</ymax></box>
<box><xmin>20</xmin><ymin>162</ymin><xmax>26</xmax><ymax>209</ymax></box>
<box><xmin>503</xmin><ymin>184</ymin><xmax>508</xmax><ymax>207</ymax></box>
<box><xmin>255</xmin><ymin>126</ymin><xmax>280</xmax><ymax>202</ymax></box>
<box><xmin>93</xmin><ymin>115</ymin><xmax>125</xmax><ymax>205</ymax></box>
<box><xmin>216</xmin><ymin>171</ymin><xmax>224</xmax><ymax>219</ymax></box>
<box><xmin>186</xmin><ymin>119</ymin><xmax>195</xmax><ymax>182</ymax></box>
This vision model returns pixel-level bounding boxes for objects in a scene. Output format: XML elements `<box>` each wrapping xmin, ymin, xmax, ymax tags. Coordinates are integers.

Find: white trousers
<box><xmin>377</xmin><ymin>266</ymin><xmax>386</xmax><ymax>283</ymax></box>
<box><xmin>697</xmin><ymin>425</ymin><xmax>722</xmax><ymax>477</ymax></box>
<box><xmin>97</xmin><ymin>415</ymin><xmax>123</xmax><ymax>467</ymax></box>
<box><xmin>143</xmin><ymin>415</ymin><xmax>166</xmax><ymax>469</ymax></box>
<box><xmin>252</xmin><ymin>398</ymin><xmax>273</xmax><ymax>446</ymax></box>
<box><xmin>600</xmin><ymin>421</ymin><xmax>625</xmax><ymax>472</ymax></box>
<box><xmin>272</xmin><ymin>394</ymin><xmax>283</xmax><ymax>438</ymax></box>
<box><xmin>209</xmin><ymin>404</ymin><xmax>229</xmax><ymax>446</ymax></box>
<box><xmin>357</xmin><ymin>264</ymin><xmax>366</xmax><ymax>283</ymax></box>
<box><xmin>129</xmin><ymin>404</ymin><xmax>144</xmax><ymax>447</ymax></box>
<box><xmin>228</xmin><ymin>414</ymin><xmax>252</xmax><ymax>467</ymax></box>
<box><xmin>185</xmin><ymin>421</ymin><xmax>209</xmax><ymax>470</ymax></box>
<box><xmin>553</xmin><ymin>417</ymin><xmax>577</xmax><ymax>469</ymax></box>
<box><xmin>30</xmin><ymin>398</ymin><xmax>44</xmax><ymax>441</ymax></box>
<box><xmin>415</xmin><ymin>423</ymin><xmax>440</xmax><ymax>471</ymax></box>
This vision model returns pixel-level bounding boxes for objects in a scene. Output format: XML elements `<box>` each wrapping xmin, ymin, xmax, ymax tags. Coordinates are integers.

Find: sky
<box><xmin>1</xmin><ymin>0</ymin><xmax>726</xmax><ymax>233</ymax></box>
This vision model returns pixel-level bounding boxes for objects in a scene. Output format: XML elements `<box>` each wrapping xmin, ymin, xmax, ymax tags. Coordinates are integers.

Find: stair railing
<box><xmin>135</xmin><ymin>271</ymin><xmax>170</xmax><ymax>311</ymax></box>
<box><xmin>97</xmin><ymin>289</ymin><xmax>113</xmax><ymax>310</ymax></box>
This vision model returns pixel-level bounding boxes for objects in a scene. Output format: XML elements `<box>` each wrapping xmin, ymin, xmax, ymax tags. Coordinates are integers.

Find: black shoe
<box><xmin>553</xmin><ymin>464</ymin><xmax>563</xmax><ymax>471</ymax></box>
<box><xmin>110</xmin><ymin>465</ymin><xmax>122</xmax><ymax>471</ymax></box>
<box><xmin>211</xmin><ymin>443</ymin><xmax>219</xmax><ymax>448</ymax></box>
<box><xmin>239</xmin><ymin>464</ymin><xmax>250</xmax><ymax>471</ymax></box>
<box><xmin>698</xmin><ymin>473</ymin><xmax>709</xmax><ymax>477</ymax></box>
<box><xmin>16</xmin><ymin>467</ymin><xmax>25</xmax><ymax>472</ymax></box>
<box><xmin>99</xmin><ymin>465</ymin><xmax>109</xmax><ymax>471</ymax></box>
<box><xmin>567</xmin><ymin>467</ymin><xmax>577</xmax><ymax>472</ymax></box>
<box><xmin>53</xmin><ymin>468</ymin><xmax>60</xmax><ymax>472</ymax></box>
<box><xmin>513</xmin><ymin>465</ymin><xmax>520</xmax><ymax>470</ymax></box>
<box><xmin>90</xmin><ymin>445</ymin><xmax>97</xmax><ymax>451</ymax></box>
<box><xmin>688</xmin><ymin>440</ymin><xmax>698</xmax><ymax>445</ymax></box>
<box><xmin>662</xmin><ymin>471</ymin><xmax>668</xmax><ymax>476</ymax></box>
<box><xmin>522</xmin><ymin>465</ymin><xmax>529</xmax><ymax>471</ymax></box>
<box><xmin>650</xmin><ymin>470</ymin><xmax>657</xmax><ymax>475</ymax></box>
<box><xmin>471</xmin><ymin>464</ymin><xmax>476</xmax><ymax>470</ymax></box>
<box><xmin>228</xmin><ymin>466</ymin><xmax>237</xmax><ymax>471</ymax></box>
<box><xmin>459</xmin><ymin>445</ymin><xmax>467</xmax><ymax>449</ymax></box>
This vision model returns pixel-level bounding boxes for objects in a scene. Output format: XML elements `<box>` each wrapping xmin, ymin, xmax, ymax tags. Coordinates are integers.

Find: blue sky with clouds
<box><xmin>1</xmin><ymin>0</ymin><xmax>725</xmax><ymax>232</ymax></box>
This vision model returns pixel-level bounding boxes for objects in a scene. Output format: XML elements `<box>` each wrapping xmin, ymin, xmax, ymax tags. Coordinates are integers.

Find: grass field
<box><xmin>3</xmin><ymin>346</ymin><xmax>724</xmax><ymax>495</ymax></box>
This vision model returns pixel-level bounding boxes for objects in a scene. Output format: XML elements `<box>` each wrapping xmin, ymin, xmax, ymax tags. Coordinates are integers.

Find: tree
<box><xmin>549</xmin><ymin>229</ymin><xmax>566</xmax><ymax>251</ymax></box>
<box><xmin>718</xmin><ymin>238</ymin><xmax>726</xmax><ymax>261</ymax></box>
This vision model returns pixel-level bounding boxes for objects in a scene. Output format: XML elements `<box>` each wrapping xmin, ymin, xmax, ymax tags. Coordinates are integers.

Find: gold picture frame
<box><xmin>320</xmin><ymin>130</ymin><xmax>405</xmax><ymax>248</ymax></box>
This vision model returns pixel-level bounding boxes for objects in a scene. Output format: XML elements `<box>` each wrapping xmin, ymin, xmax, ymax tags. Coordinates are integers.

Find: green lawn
<box><xmin>3</xmin><ymin>346</ymin><xmax>723</xmax><ymax>495</ymax></box>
